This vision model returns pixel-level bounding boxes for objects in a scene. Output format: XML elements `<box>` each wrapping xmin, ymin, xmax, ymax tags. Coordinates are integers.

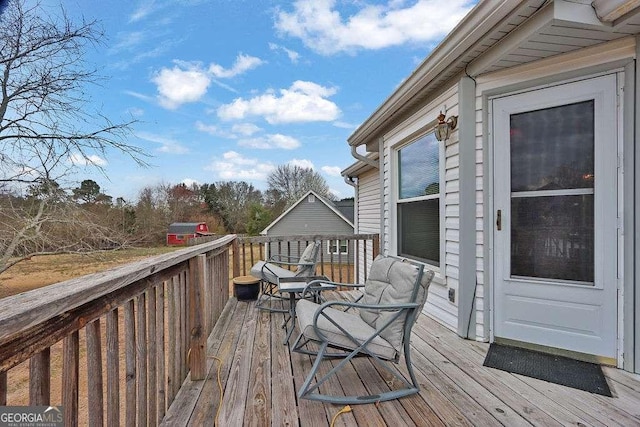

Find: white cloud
<box><xmin>238</xmin><ymin>134</ymin><xmax>300</xmax><ymax>149</ymax></box>
<box><xmin>209</xmin><ymin>53</ymin><xmax>265</xmax><ymax>78</ymax></box>
<box><xmin>114</xmin><ymin>41</ymin><xmax>182</xmax><ymax>70</ymax></box>
<box><xmin>275</xmin><ymin>0</ymin><xmax>474</xmax><ymax>55</ymax></box>
<box><xmin>136</xmin><ymin>131</ymin><xmax>190</xmax><ymax>154</ymax></box>
<box><xmin>125</xmin><ymin>90</ymin><xmax>155</xmax><ymax>103</ymax></box>
<box><xmin>195</xmin><ymin>121</ymin><xmax>234</xmax><ymax>138</ymax></box>
<box><xmin>129</xmin><ymin>1</ymin><xmax>157</xmax><ymax>22</ymax></box>
<box><xmin>195</xmin><ymin>121</ymin><xmax>264</xmax><ymax>139</ymax></box>
<box><xmin>289</xmin><ymin>159</ymin><xmax>314</xmax><ymax>169</ymax></box>
<box><xmin>217</xmin><ymin>80</ymin><xmax>340</xmax><ymax>124</ymax></box>
<box><xmin>332</xmin><ymin>120</ymin><xmax>357</xmax><ymax>129</ymax></box>
<box><xmin>181</xmin><ymin>178</ymin><xmax>200</xmax><ymax>187</ymax></box>
<box><xmin>127</xmin><ymin>107</ymin><xmax>145</xmax><ymax>117</ymax></box>
<box><xmin>268</xmin><ymin>42</ymin><xmax>301</xmax><ymax>63</ymax></box>
<box><xmin>210</xmin><ymin>79</ymin><xmax>239</xmax><ymax>93</ymax></box>
<box><xmin>205</xmin><ymin>151</ymin><xmax>275</xmax><ymax>181</ymax></box>
<box><xmin>152</xmin><ymin>64</ymin><xmax>210</xmax><ymax>109</ymax></box>
<box><xmin>231</xmin><ymin>123</ymin><xmax>262</xmax><ymax>136</ymax></box>
<box><xmin>321</xmin><ymin>165</ymin><xmax>342</xmax><ymax>177</ymax></box>
<box><xmin>69</xmin><ymin>153</ymin><xmax>107</xmax><ymax>167</ymax></box>
<box><xmin>151</xmin><ymin>54</ymin><xmax>263</xmax><ymax>109</ymax></box>
<box><xmin>111</xmin><ymin>31</ymin><xmax>146</xmax><ymax>52</ymax></box>
<box><xmin>329</xmin><ymin>187</ymin><xmax>346</xmax><ymax>199</ymax></box>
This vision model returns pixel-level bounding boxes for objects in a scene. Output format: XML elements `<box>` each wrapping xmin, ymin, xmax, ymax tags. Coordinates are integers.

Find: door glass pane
<box><xmin>511</xmin><ymin>195</ymin><xmax>594</xmax><ymax>282</ymax></box>
<box><xmin>510</xmin><ymin>101</ymin><xmax>594</xmax><ymax>192</ymax></box>
<box><xmin>398</xmin><ymin>199</ymin><xmax>439</xmax><ymax>266</ymax></box>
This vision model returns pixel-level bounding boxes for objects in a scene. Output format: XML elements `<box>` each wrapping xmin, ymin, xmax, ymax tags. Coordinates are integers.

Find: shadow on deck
<box><xmin>162</xmin><ymin>292</ymin><xmax>640</xmax><ymax>426</ymax></box>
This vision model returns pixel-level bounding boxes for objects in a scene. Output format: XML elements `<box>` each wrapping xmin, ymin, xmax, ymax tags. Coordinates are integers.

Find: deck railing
<box><xmin>0</xmin><ymin>232</ymin><xmax>379</xmax><ymax>425</ymax></box>
<box><xmin>230</xmin><ymin>234</ymin><xmax>380</xmax><ymax>283</ymax></box>
<box><xmin>0</xmin><ymin>235</ymin><xmax>235</xmax><ymax>427</ymax></box>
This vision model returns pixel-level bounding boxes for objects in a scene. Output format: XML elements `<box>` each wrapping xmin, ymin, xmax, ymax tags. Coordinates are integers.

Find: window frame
<box><xmin>391</xmin><ymin>130</ymin><xmax>445</xmax><ymax>270</ymax></box>
<box><xmin>327</xmin><ymin>239</ymin><xmax>349</xmax><ymax>255</ymax></box>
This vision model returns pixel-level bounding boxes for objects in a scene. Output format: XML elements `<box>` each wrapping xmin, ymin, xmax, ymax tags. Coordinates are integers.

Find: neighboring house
<box><xmin>261</xmin><ymin>190</ymin><xmax>355</xmax><ymax>261</ymax></box>
<box><xmin>166</xmin><ymin>222</ymin><xmax>210</xmax><ymax>246</ymax></box>
<box><xmin>345</xmin><ymin>0</ymin><xmax>640</xmax><ymax>374</ymax></box>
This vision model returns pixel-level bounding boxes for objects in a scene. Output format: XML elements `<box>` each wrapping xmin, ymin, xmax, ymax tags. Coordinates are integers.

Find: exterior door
<box><xmin>492</xmin><ymin>75</ymin><xmax>618</xmax><ymax>362</ymax></box>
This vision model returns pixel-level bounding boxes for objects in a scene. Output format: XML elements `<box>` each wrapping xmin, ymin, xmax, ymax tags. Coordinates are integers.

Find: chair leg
<box><xmin>298</xmin><ymin>341</ymin><xmax>420</xmax><ymax>404</ymax></box>
<box><xmin>255</xmin><ymin>281</ymin><xmax>288</xmax><ymax>313</ymax></box>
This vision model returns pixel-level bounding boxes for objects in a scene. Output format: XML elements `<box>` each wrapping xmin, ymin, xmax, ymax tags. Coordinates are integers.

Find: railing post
<box><xmin>62</xmin><ymin>331</ymin><xmax>79</xmax><ymax>427</ymax></box>
<box><xmin>232</xmin><ymin>238</ymin><xmax>241</xmax><ymax>278</ymax></box>
<box><xmin>29</xmin><ymin>349</ymin><xmax>50</xmax><ymax>405</ymax></box>
<box><xmin>106</xmin><ymin>308</ymin><xmax>120</xmax><ymax>427</ymax></box>
<box><xmin>188</xmin><ymin>254</ymin><xmax>207</xmax><ymax>380</ymax></box>
<box><xmin>373</xmin><ymin>235</ymin><xmax>380</xmax><ymax>259</ymax></box>
<box><xmin>86</xmin><ymin>319</ymin><xmax>104</xmax><ymax>427</ymax></box>
<box><xmin>0</xmin><ymin>371</ymin><xmax>6</xmax><ymax>406</ymax></box>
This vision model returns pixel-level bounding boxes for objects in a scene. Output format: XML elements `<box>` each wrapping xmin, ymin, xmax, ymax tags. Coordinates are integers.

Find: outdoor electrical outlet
<box><xmin>448</xmin><ymin>288</ymin><xmax>455</xmax><ymax>303</ymax></box>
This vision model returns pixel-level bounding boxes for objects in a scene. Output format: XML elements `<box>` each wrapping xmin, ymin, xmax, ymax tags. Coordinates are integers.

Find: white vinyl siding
<box><xmin>356</xmin><ymin>168</ymin><xmax>380</xmax><ymax>283</ymax></box>
<box><xmin>382</xmin><ymin>85</ymin><xmax>459</xmax><ymax>332</ymax></box>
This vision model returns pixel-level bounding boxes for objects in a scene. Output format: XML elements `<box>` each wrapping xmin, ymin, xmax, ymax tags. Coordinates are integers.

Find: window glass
<box><xmin>510</xmin><ymin>101</ymin><xmax>594</xmax><ymax>192</ymax></box>
<box><xmin>397</xmin><ymin>133</ymin><xmax>440</xmax><ymax>265</ymax></box>
<box><xmin>511</xmin><ymin>195</ymin><xmax>593</xmax><ymax>282</ymax></box>
<box><xmin>399</xmin><ymin>133</ymin><xmax>440</xmax><ymax>199</ymax></box>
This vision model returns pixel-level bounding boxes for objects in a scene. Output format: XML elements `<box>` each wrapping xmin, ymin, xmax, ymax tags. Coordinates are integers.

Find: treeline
<box><xmin>0</xmin><ymin>165</ymin><xmax>343</xmax><ymax>273</ymax></box>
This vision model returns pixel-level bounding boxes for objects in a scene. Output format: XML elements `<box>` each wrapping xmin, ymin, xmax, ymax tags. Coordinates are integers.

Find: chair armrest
<box><xmin>302</xmin><ymin>279</ymin><xmax>363</xmax><ymax>298</ymax></box>
<box><xmin>307</xmin><ymin>279</ymin><xmax>364</xmax><ymax>289</ymax></box>
<box><xmin>315</xmin><ymin>300</ymin><xmax>420</xmax><ymax>316</ymax></box>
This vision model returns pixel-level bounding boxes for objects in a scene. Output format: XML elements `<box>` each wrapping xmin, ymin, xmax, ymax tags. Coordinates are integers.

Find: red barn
<box><xmin>166</xmin><ymin>222</ymin><xmax>210</xmax><ymax>246</ymax></box>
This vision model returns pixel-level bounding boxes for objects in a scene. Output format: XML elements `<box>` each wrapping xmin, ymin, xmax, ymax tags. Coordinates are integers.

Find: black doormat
<box><xmin>483</xmin><ymin>343</ymin><xmax>612</xmax><ymax>397</ymax></box>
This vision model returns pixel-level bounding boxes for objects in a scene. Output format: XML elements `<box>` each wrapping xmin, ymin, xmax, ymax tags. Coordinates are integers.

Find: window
<box><xmin>308</xmin><ymin>194</ymin><xmax>316</xmax><ymax>203</ymax></box>
<box><xmin>328</xmin><ymin>239</ymin><xmax>348</xmax><ymax>255</ymax></box>
<box><xmin>396</xmin><ymin>132</ymin><xmax>440</xmax><ymax>266</ymax></box>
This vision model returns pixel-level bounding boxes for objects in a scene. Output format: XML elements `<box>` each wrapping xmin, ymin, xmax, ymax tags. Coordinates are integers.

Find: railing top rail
<box><xmin>238</xmin><ymin>233</ymin><xmax>378</xmax><ymax>244</ymax></box>
<box><xmin>0</xmin><ymin>234</ymin><xmax>237</xmax><ymax>342</ymax></box>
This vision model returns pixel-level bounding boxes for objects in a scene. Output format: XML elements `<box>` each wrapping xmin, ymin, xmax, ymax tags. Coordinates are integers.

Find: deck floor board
<box><xmin>167</xmin><ymin>295</ymin><xmax>640</xmax><ymax>426</ymax></box>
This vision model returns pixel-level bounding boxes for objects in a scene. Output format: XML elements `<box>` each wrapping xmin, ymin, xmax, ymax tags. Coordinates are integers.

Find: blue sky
<box><xmin>59</xmin><ymin>0</ymin><xmax>475</xmax><ymax>202</ymax></box>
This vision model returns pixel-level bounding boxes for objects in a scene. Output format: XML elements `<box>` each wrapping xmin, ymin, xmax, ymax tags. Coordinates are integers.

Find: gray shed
<box><xmin>262</xmin><ymin>190</ymin><xmax>355</xmax><ymax>261</ymax></box>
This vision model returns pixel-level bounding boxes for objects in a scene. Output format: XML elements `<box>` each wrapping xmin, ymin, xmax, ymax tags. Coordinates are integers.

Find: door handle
<box><xmin>496</xmin><ymin>209</ymin><xmax>502</xmax><ymax>231</ymax></box>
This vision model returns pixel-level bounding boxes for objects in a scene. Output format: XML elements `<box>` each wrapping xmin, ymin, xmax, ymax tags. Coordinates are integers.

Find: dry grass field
<box><xmin>0</xmin><ymin>247</ymin><xmax>181</xmax><ymax>299</ymax></box>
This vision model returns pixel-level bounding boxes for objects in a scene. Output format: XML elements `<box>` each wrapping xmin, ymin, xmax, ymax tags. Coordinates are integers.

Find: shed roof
<box><xmin>167</xmin><ymin>222</ymin><xmax>205</xmax><ymax>234</ymax></box>
<box><xmin>261</xmin><ymin>190</ymin><xmax>354</xmax><ymax>234</ymax></box>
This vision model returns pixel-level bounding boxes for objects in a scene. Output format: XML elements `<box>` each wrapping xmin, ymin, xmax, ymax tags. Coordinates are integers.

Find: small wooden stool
<box><xmin>233</xmin><ymin>275</ymin><xmax>260</xmax><ymax>301</ymax></box>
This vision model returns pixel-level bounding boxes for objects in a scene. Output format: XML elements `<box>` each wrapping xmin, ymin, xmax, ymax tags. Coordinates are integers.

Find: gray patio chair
<box><xmin>250</xmin><ymin>240</ymin><xmax>321</xmax><ymax>311</ymax></box>
<box><xmin>292</xmin><ymin>255</ymin><xmax>434</xmax><ymax>404</ymax></box>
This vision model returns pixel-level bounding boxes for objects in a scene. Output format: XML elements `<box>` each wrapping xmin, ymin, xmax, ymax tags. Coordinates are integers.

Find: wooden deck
<box><xmin>161</xmin><ymin>292</ymin><xmax>640</xmax><ymax>426</ymax></box>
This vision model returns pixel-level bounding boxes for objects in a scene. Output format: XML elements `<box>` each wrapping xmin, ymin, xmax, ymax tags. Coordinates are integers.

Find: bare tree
<box><xmin>0</xmin><ymin>182</ymin><xmax>133</xmax><ymax>274</ymax></box>
<box><xmin>266</xmin><ymin>164</ymin><xmax>333</xmax><ymax>209</ymax></box>
<box><xmin>0</xmin><ymin>0</ymin><xmax>146</xmax><ymax>274</ymax></box>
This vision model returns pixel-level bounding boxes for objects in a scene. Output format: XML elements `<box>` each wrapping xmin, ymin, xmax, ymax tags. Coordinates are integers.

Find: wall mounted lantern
<box><xmin>434</xmin><ymin>112</ymin><xmax>458</xmax><ymax>142</ymax></box>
